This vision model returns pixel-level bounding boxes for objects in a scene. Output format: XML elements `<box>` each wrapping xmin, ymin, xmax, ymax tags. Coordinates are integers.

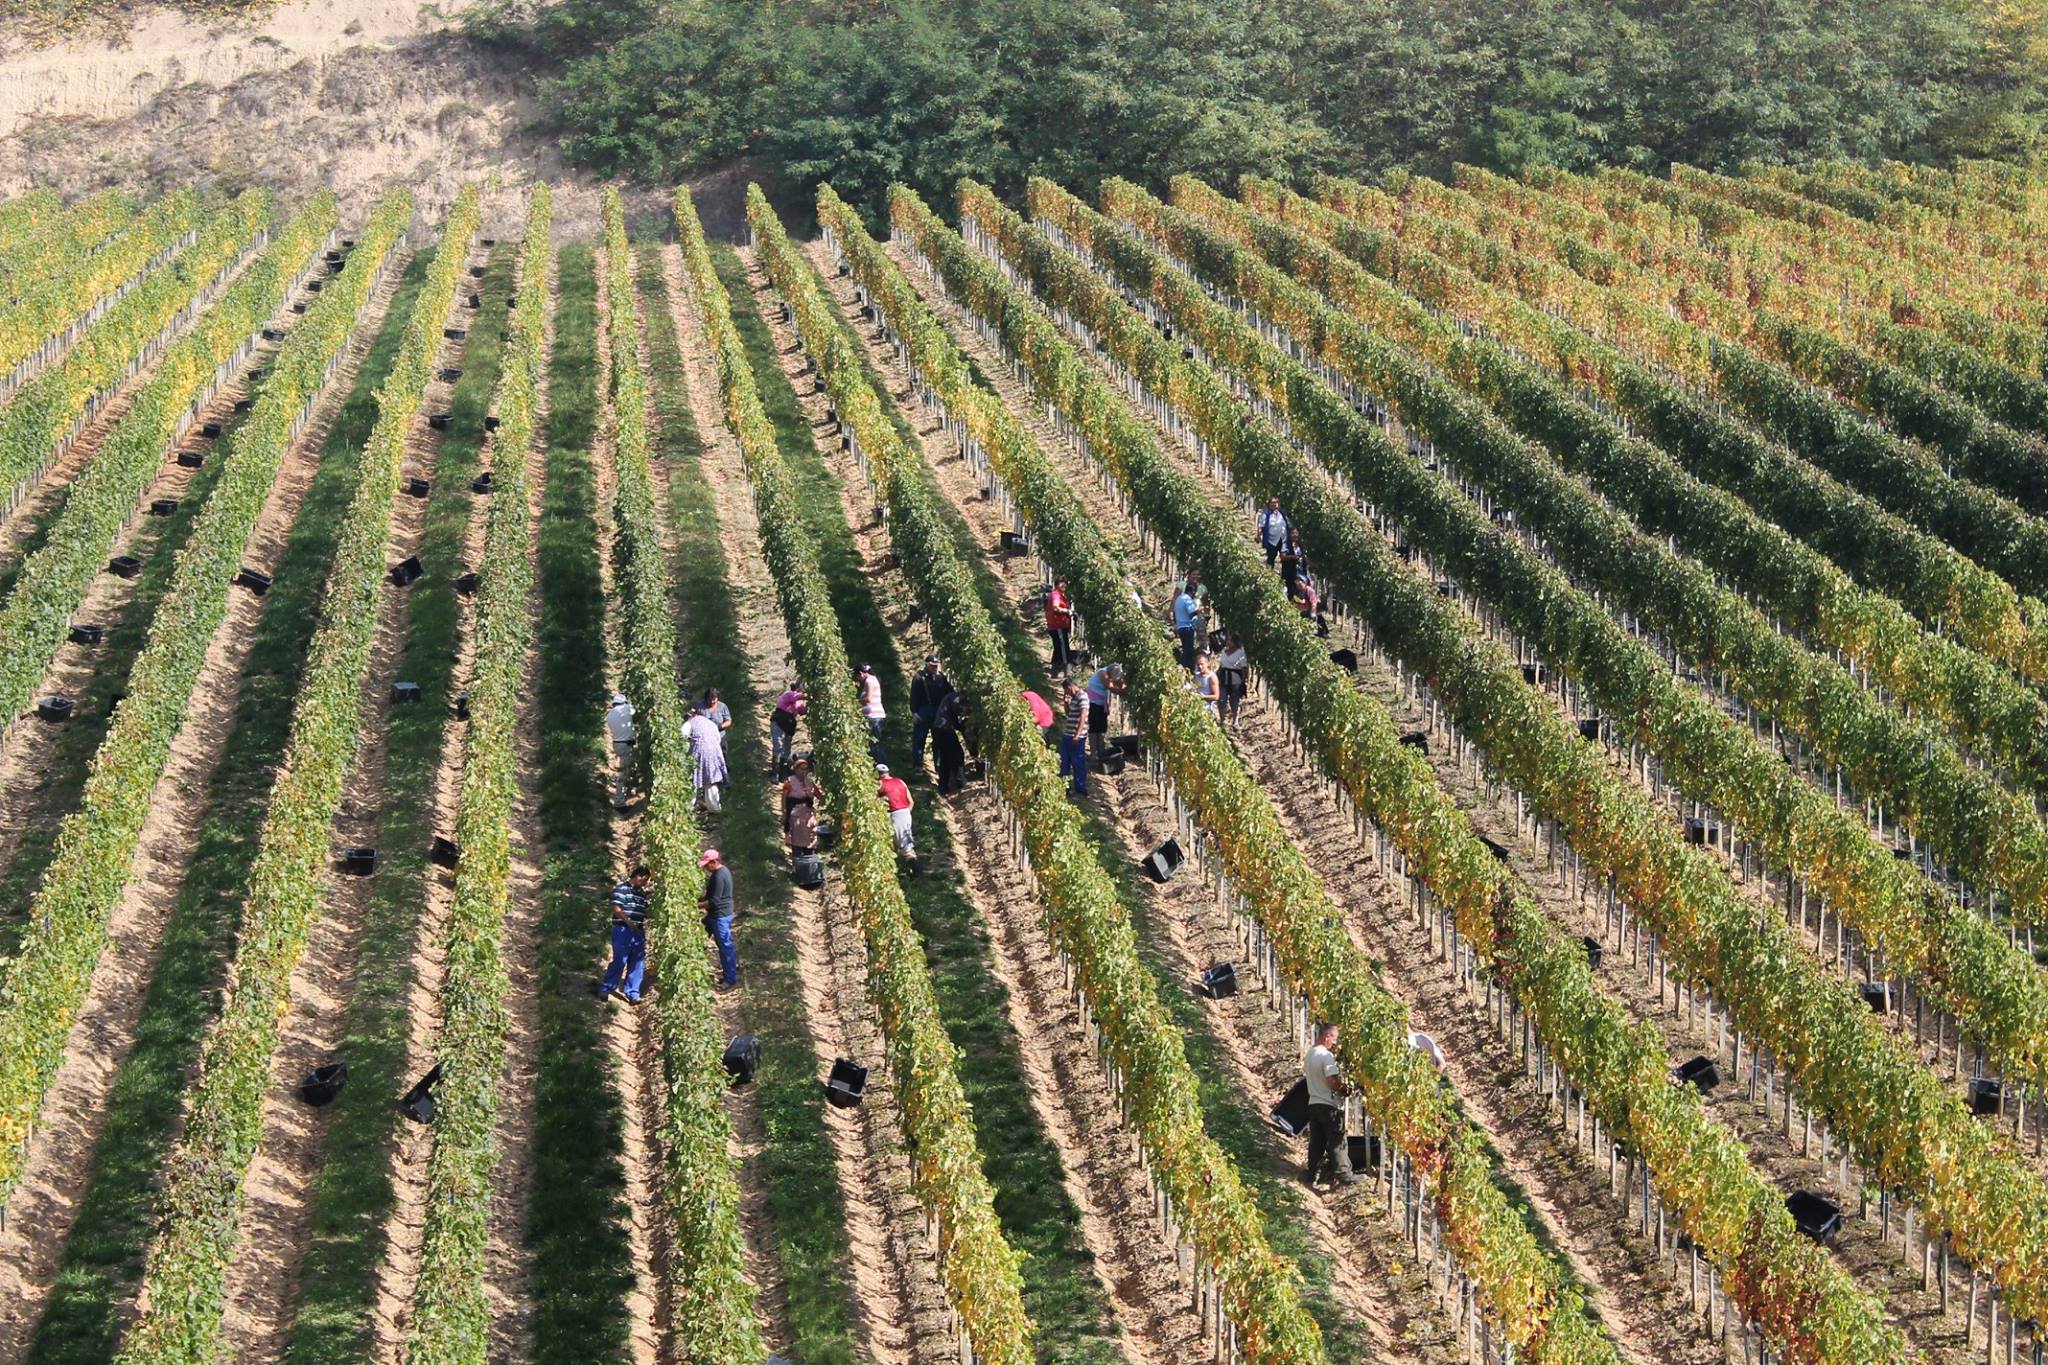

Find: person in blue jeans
<box><xmin>1056</xmin><ymin>676</ymin><xmax>1091</xmax><ymax>798</ymax></box>
<box><xmin>600</xmin><ymin>863</ymin><xmax>652</xmax><ymax>1004</ymax></box>
<box><xmin>698</xmin><ymin>847</ymin><xmax>740</xmax><ymax>989</ymax></box>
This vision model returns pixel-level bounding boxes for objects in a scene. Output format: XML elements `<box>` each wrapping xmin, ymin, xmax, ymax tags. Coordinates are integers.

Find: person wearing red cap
<box><xmin>697</xmin><ymin>847</ymin><xmax>739</xmax><ymax>989</ymax></box>
<box><xmin>876</xmin><ymin>763</ymin><xmax>918</xmax><ymax>875</ymax></box>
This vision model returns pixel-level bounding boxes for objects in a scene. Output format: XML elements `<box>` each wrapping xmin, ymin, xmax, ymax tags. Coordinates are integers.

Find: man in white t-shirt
<box><xmin>1303</xmin><ymin>1022</ymin><xmax>1359</xmax><ymax>1188</ymax></box>
<box><xmin>605</xmin><ymin>693</ymin><xmax>638</xmax><ymax>809</ymax></box>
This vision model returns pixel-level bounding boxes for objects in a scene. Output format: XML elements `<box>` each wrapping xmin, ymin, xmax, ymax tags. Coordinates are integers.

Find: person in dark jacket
<box><xmin>908</xmin><ymin>655</ymin><xmax>952</xmax><ymax>772</ymax></box>
<box><xmin>932</xmin><ymin>687</ymin><xmax>969</xmax><ymax>794</ymax></box>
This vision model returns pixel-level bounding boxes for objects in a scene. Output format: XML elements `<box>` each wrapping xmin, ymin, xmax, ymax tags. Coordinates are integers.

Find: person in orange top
<box><xmin>1045</xmin><ymin>576</ymin><xmax>1074</xmax><ymax>672</ymax></box>
<box><xmin>876</xmin><ymin>762</ymin><xmax>919</xmax><ymax>875</ymax></box>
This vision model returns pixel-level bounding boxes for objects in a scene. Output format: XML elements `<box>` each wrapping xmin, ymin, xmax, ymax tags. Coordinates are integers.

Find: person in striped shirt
<box><xmin>600</xmin><ymin>864</ymin><xmax>652</xmax><ymax>1004</ymax></box>
<box><xmin>1058</xmin><ymin>675</ymin><xmax>1090</xmax><ymax>798</ymax></box>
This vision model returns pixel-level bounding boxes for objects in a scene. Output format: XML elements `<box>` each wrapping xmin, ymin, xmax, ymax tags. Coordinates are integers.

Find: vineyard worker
<box><xmin>1218</xmin><ymin>634</ymin><xmax>1250</xmax><ymax>728</ymax></box>
<box><xmin>1258</xmin><ymin>496</ymin><xmax>1289</xmax><ymax>567</ymax></box>
<box><xmin>700</xmin><ymin>686</ymin><xmax>734</xmax><ymax>732</ymax></box>
<box><xmin>605</xmin><ymin>692</ymin><xmax>638</xmax><ymax>810</ymax></box>
<box><xmin>1021</xmin><ymin>687</ymin><xmax>1056</xmax><ymax>742</ymax></box>
<box><xmin>1278</xmin><ymin>529</ymin><xmax>1310</xmax><ymax>592</ymax></box>
<box><xmin>909</xmin><ymin>655</ymin><xmax>952</xmax><ymax>772</ymax></box>
<box><xmin>1173</xmin><ymin>580</ymin><xmax>1202</xmax><ymax>671</ymax></box>
<box><xmin>1045</xmin><ymin>576</ymin><xmax>1075</xmax><ymax>672</ymax></box>
<box><xmin>1304</xmin><ymin>1022</ymin><xmax>1361</xmax><ymax>1187</ymax></box>
<box><xmin>932</xmin><ymin>686</ymin><xmax>969</xmax><ymax>794</ymax></box>
<box><xmin>1083</xmin><ymin>662</ymin><xmax>1124</xmax><ymax>767</ymax></box>
<box><xmin>876</xmin><ymin>764</ymin><xmax>919</xmax><ymax>875</ymax></box>
<box><xmin>688</xmin><ymin>702</ymin><xmax>729</xmax><ymax>813</ymax></box>
<box><xmin>770</xmin><ymin>682</ymin><xmax>806</xmax><ymax>775</ymax></box>
<box><xmin>783</xmin><ymin>757</ymin><xmax>820</xmax><ymax>855</ymax></box>
<box><xmin>1193</xmin><ymin>652</ymin><xmax>1221</xmax><ymax>721</ymax></box>
<box><xmin>698</xmin><ymin>848</ymin><xmax>740</xmax><ymax>990</ymax></box>
<box><xmin>599</xmin><ymin>864</ymin><xmax>652</xmax><ymax>1004</ymax></box>
<box><xmin>1058</xmin><ymin>675</ymin><xmax>1090</xmax><ymax>798</ymax></box>
<box><xmin>857</xmin><ymin>662</ymin><xmax>886</xmax><ymax>757</ymax></box>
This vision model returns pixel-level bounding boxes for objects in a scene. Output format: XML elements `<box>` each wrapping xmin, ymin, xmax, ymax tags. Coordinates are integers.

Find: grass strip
<box><xmin>599</xmin><ymin>190</ymin><xmax>764</xmax><ymax>1361</ymax></box>
<box><xmin>510</xmin><ymin>236</ymin><xmax>639</xmax><ymax>1364</ymax></box>
<box><xmin>638</xmin><ymin>240</ymin><xmax>867</xmax><ymax>1362</ymax></box>
<box><xmin>279</xmin><ymin>240</ymin><xmax>518</xmax><ymax>1365</ymax></box>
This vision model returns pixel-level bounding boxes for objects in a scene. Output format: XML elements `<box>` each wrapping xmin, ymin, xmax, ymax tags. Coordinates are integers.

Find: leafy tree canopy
<box><xmin>472</xmin><ymin>0</ymin><xmax>2048</xmax><ymax>217</ymax></box>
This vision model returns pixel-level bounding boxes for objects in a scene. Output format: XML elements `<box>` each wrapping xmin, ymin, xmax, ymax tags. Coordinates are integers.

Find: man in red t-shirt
<box><xmin>876</xmin><ymin>762</ymin><xmax>918</xmax><ymax>875</ymax></box>
<box><xmin>1045</xmin><ymin>577</ymin><xmax>1074</xmax><ymax>672</ymax></box>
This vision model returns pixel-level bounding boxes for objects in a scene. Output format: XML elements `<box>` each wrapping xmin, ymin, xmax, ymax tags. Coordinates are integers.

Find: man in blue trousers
<box><xmin>600</xmin><ymin>863</ymin><xmax>652</xmax><ymax>1004</ymax></box>
<box><xmin>698</xmin><ymin>847</ymin><xmax>741</xmax><ymax>990</ymax></box>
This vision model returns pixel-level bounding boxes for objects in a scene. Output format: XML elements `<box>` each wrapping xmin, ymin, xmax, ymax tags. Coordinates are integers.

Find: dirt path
<box><xmin>676</xmin><ymin>245</ymin><xmax>950</xmax><ymax>1364</ymax></box>
<box><xmin>890</xmin><ymin>235</ymin><xmax>1740</xmax><ymax>1365</ymax></box>
<box><xmin>211</xmin><ymin>231</ymin><xmax>484</xmax><ymax>1361</ymax></box>
<box><xmin>367</xmin><ymin>246</ymin><xmax>545</xmax><ymax>1360</ymax></box>
<box><xmin>0</xmin><ymin>244</ymin><xmax>412</xmax><ymax>1364</ymax></box>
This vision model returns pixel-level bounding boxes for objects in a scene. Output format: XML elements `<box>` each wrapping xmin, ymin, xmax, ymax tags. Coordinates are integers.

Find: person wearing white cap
<box><xmin>605</xmin><ymin>692</ymin><xmax>638</xmax><ymax>809</ymax></box>
<box><xmin>876</xmin><ymin>762</ymin><xmax>918</xmax><ymax>875</ymax></box>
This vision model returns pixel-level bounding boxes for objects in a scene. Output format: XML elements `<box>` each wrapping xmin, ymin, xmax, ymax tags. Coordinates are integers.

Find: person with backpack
<box><xmin>909</xmin><ymin>655</ymin><xmax>952</xmax><ymax>772</ymax></box>
<box><xmin>1257</xmin><ymin>496</ymin><xmax>1289</xmax><ymax>567</ymax></box>
<box><xmin>698</xmin><ymin>848</ymin><xmax>740</xmax><ymax>990</ymax></box>
<box><xmin>599</xmin><ymin>863</ymin><xmax>652</xmax><ymax>1004</ymax></box>
<box><xmin>876</xmin><ymin>763</ymin><xmax>918</xmax><ymax>874</ymax></box>
<box><xmin>1045</xmin><ymin>577</ymin><xmax>1074</xmax><ymax>672</ymax></box>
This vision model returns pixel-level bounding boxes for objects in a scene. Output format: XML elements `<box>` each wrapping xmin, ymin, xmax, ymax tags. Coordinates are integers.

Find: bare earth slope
<box><xmin>0</xmin><ymin>0</ymin><xmax>692</xmax><ymax>236</ymax></box>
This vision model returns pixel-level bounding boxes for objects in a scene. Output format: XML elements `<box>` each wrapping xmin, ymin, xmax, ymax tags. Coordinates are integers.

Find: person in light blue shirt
<box><xmin>1257</xmin><ymin>496</ymin><xmax>1289</xmax><ymax>567</ymax></box>
<box><xmin>1173</xmin><ymin>580</ymin><xmax>1201</xmax><ymax>671</ymax></box>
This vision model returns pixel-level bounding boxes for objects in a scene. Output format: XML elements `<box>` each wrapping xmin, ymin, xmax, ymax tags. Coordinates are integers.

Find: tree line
<box><xmin>468</xmin><ymin>0</ymin><xmax>2048</xmax><ymax>225</ymax></box>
